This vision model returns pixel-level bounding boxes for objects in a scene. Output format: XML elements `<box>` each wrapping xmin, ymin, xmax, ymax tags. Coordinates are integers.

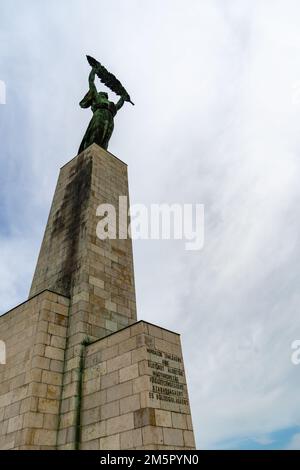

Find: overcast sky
<box><xmin>1</xmin><ymin>0</ymin><xmax>300</xmax><ymax>450</ymax></box>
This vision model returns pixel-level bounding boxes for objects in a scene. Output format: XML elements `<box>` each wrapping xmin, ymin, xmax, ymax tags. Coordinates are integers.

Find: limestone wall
<box><xmin>0</xmin><ymin>291</ymin><xmax>69</xmax><ymax>449</ymax></box>
<box><xmin>29</xmin><ymin>144</ymin><xmax>137</xmax><ymax>336</ymax></box>
<box><xmin>80</xmin><ymin>321</ymin><xmax>195</xmax><ymax>450</ymax></box>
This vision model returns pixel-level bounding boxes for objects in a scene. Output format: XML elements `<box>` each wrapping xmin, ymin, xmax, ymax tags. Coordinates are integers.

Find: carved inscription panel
<box><xmin>147</xmin><ymin>348</ymin><xmax>189</xmax><ymax>406</ymax></box>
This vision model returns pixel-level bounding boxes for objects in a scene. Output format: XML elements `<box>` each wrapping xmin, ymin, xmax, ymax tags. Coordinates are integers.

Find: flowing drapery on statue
<box><xmin>78</xmin><ymin>56</ymin><xmax>134</xmax><ymax>153</ymax></box>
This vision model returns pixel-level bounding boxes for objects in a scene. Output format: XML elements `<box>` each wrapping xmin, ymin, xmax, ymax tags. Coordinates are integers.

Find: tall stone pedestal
<box><xmin>0</xmin><ymin>145</ymin><xmax>196</xmax><ymax>449</ymax></box>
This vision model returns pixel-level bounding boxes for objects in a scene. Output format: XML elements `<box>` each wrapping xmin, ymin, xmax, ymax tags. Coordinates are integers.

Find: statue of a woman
<box><xmin>78</xmin><ymin>67</ymin><xmax>125</xmax><ymax>153</ymax></box>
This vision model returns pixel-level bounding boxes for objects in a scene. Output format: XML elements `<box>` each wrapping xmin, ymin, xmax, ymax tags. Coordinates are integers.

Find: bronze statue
<box><xmin>79</xmin><ymin>56</ymin><xmax>134</xmax><ymax>154</ymax></box>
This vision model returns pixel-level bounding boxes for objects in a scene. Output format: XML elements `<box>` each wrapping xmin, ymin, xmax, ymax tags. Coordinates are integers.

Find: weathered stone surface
<box><xmin>0</xmin><ymin>290</ymin><xmax>69</xmax><ymax>449</ymax></box>
<box><xmin>0</xmin><ymin>145</ymin><xmax>196</xmax><ymax>450</ymax></box>
<box><xmin>80</xmin><ymin>321</ymin><xmax>195</xmax><ymax>449</ymax></box>
<box><xmin>29</xmin><ymin>144</ymin><xmax>137</xmax><ymax>333</ymax></box>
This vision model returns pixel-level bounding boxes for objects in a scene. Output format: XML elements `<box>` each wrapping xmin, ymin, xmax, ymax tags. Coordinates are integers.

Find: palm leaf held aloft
<box><xmin>86</xmin><ymin>55</ymin><xmax>134</xmax><ymax>105</ymax></box>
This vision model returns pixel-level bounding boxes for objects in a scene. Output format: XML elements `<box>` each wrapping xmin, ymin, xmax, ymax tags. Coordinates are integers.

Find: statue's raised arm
<box><xmin>88</xmin><ymin>68</ymin><xmax>97</xmax><ymax>96</ymax></box>
<box><xmin>78</xmin><ymin>56</ymin><xmax>134</xmax><ymax>154</ymax></box>
<box><xmin>79</xmin><ymin>68</ymin><xmax>97</xmax><ymax>109</ymax></box>
<box><xmin>115</xmin><ymin>96</ymin><xmax>125</xmax><ymax>112</ymax></box>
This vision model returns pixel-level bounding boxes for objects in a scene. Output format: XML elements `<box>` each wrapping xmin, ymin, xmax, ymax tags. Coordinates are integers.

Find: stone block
<box><xmin>101</xmin><ymin>400</ymin><xmax>120</xmax><ymax>420</ymax></box>
<box><xmin>155</xmin><ymin>409</ymin><xmax>172</xmax><ymax>427</ymax></box>
<box><xmin>119</xmin><ymin>363</ymin><xmax>139</xmax><ymax>383</ymax></box>
<box><xmin>120</xmin><ymin>429</ymin><xmax>143</xmax><ymax>449</ymax></box>
<box><xmin>99</xmin><ymin>434</ymin><xmax>120</xmax><ymax>450</ymax></box>
<box><xmin>142</xmin><ymin>426</ymin><xmax>164</xmax><ymax>446</ymax></box>
<box><xmin>106</xmin><ymin>412</ymin><xmax>134</xmax><ymax>435</ymax></box>
<box><xmin>163</xmin><ymin>428</ymin><xmax>184</xmax><ymax>447</ymax></box>
<box><xmin>120</xmin><ymin>394</ymin><xmax>140</xmax><ymax>415</ymax></box>
<box><xmin>106</xmin><ymin>352</ymin><xmax>131</xmax><ymax>373</ymax></box>
<box><xmin>81</xmin><ymin>421</ymin><xmax>106</xmax><ymax>442</ymax></box>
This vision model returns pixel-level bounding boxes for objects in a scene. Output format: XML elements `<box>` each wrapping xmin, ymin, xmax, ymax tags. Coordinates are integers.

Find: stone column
<box><xmin>30</xmin><ymin>143</ymin><xmax>137</xmax><ymax>338</ymax></box>
<box><xmin>29</xmin><ymin>144</ymin><xmax>137</xmax><ymax>448</ymax></box>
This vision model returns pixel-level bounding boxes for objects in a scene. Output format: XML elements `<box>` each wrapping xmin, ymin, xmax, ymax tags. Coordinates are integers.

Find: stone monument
<box><xmin>0</xmin><ymin>58</ymin><xmax>196</xmax><ymax>450</ymax></box>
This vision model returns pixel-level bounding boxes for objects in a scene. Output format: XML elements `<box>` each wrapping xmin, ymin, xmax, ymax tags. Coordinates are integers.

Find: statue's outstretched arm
<box><xmin>115</xmin><ymin>96</ymin><xmax>125</xmax><ymax>112</ymax></box>
<box><xmin>89</xmin><ymin>68</ymin><xmax>97</xmax><ymax>97</ymax></box>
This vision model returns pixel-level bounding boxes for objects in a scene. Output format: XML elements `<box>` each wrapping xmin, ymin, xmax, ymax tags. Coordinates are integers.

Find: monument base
<box><xmin>79</xmin><ymin>321</ymin><xmax>195</xmax><ymax>450</ymax></box>
<box><xmin>0</xmin><ymin>296</ymin><xmax>195</xmax><ymax>449</ymax></box>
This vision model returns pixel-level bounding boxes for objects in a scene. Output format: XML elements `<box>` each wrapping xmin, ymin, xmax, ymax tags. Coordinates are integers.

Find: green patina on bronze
<box><xmin>79</xmin><ymin>56</ymin><xmax>134</xmax><ymax>153</ymax></box>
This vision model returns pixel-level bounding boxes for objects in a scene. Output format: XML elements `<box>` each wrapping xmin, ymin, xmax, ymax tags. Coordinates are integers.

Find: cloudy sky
<box><xmin>1</xmin><ymin>0</ymin><xmax>300</xmax><ymax>450</ymax></box>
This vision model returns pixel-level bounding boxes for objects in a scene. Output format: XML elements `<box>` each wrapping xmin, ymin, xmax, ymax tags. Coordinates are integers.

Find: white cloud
<box><xmin>286</xmin><ymin>433</ymin><xmax>300</xmax><ymax>450</ymax></box>
<box><xmin>253</xmin><ymin>435</ymin><xmax>274</xmax><ymax>446</ymax></box>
